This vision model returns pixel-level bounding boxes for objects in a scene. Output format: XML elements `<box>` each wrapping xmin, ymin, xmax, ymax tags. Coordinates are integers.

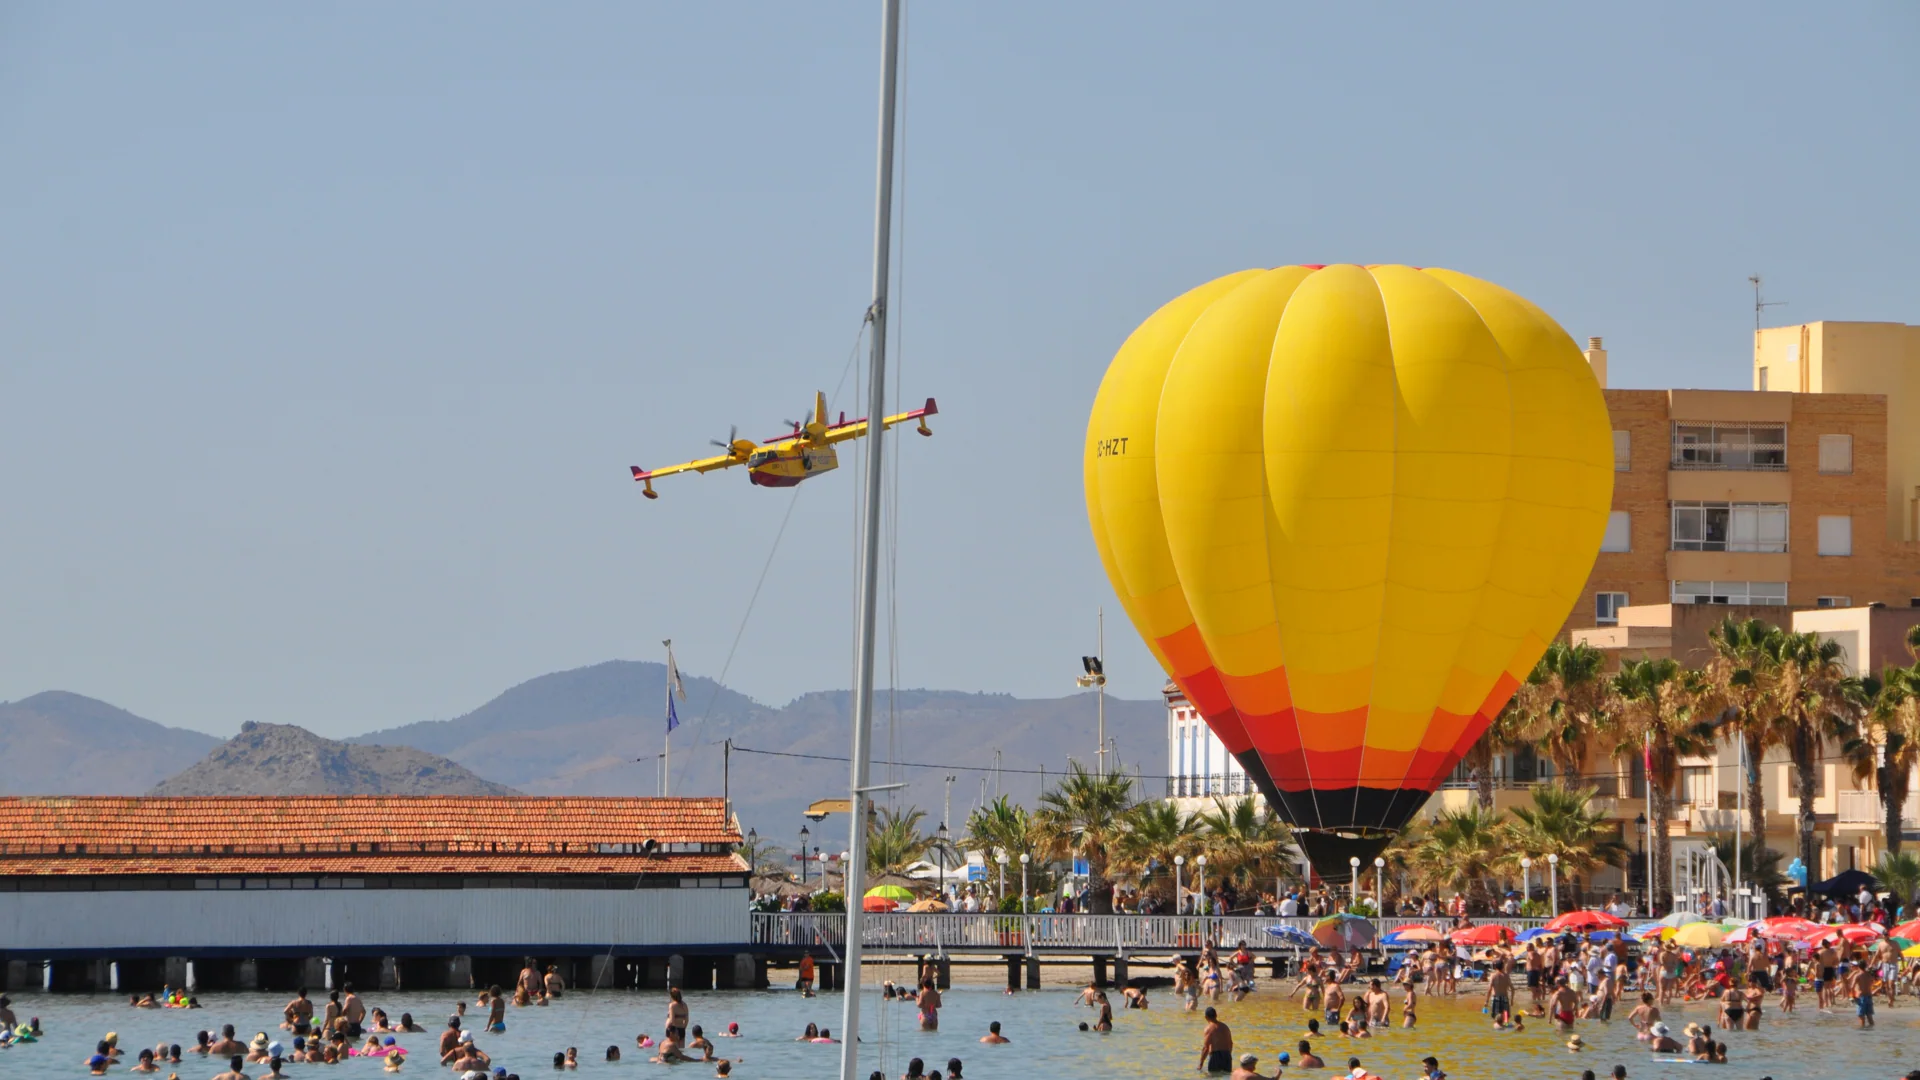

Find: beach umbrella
<box><xmin>1889</xmin><ymin>919</ymin><xmax>1920</xmax><ymax>941</ymax></box>
<box><xmin>1721</xmin><ymin>922</ymin><xmax>1761</xmax><ymax>945</ymax></box>
<box><xmin>1669</xmin><ymin>922</ymin><xmax>1725</xmax><ymax>948</ymax></box>
<box><xmin>1544</xmin><ymin>909</ymin><xmax>1627</xmax><ymax>933</ymax></box>
<box><xmin>1266</xmin><ymin>926</ymin><xmax>1318</xmax><ymax>948</ymax></box>
<box><xmin>1450</xmin><ymin>924</ymin><xmax>1516</xmax><ymax>946</ymax></box>
<box><xmin>1757</xmin><ymin>916</ymin><xmax>1821</xmax><ymax>939</ymax></box>
<box><xmin>1313</xmin><ymin>913</ymin><xmax>1378</xmax><ymax>949</ymax></box>
<box><xmin>1588</xmin><ymin>930</ymin><xmax>1620</xmax><ymax>942</ymax></box>
<box><xmin>1382</xmin><ymin>925</ymin><xmax>1445</xmax><ymax>943</ymax></box>
<box><xmin>1626</xmin><ymin>922</ymin><xmax>1664</xmax><ymax>940</ymax></box>
<box><xmin>1658</xmin><ymin>911</ymin><xmax>1704</xmax><ymax>928</ymax></box>
<box><xmin>865</xmin><ymin>884</ymin><xmax>915</xmax><ymax>901</ymax></box>
<box><xmin>862</xmin><ymin>895</ymin><xmax>899</xmax><ymax>912</ymax></box>
<box><xmin>1515</xmin><ymin>927</ymin><xmax>1552</xmax><ymax>942</ymax></box>
<box><xmin>905</xmin><ymin>898</ymin><xmax>950</xmax><ymax>913</ymax></box>
<box><xmin>1903</xmin><ymin>943</ymin><xmax>1920</xmax><ymax>959</ymax></box>
<box><xmin>1828</xmin><ymin>923</ymin><xmax>1885</xmax><ymax>944</ymax></box>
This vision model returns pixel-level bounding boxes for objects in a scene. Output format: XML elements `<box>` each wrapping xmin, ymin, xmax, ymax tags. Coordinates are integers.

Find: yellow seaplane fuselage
<box><xmin>631</xmin><ymin>392</ymin><xmax>936</xmax><ymax>499</ymax></box>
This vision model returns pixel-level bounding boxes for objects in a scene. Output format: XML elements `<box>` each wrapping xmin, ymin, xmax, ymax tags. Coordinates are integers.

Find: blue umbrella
<box><xmin>1516</xmin><ymin>927</ymin><xmax>1552</xmax><ymax>941</ymax></box>
<box><xmin>1266</xmin><ymin>925</ymin><xmax>1317</xmax><ymax>948</ymax></box>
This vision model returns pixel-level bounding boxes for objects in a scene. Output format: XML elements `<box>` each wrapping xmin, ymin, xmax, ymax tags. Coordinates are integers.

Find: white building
<box><xmin>1164</xmin><ymin>681</ymin><xmax>1265</xmax><ymax>814</ymax></box>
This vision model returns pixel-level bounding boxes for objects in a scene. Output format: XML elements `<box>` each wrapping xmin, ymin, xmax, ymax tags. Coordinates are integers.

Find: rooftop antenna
<box><xmin>1748</xmin><ymin>274</ymin><xmax>1786</xmax><ymax>332</ymax></box>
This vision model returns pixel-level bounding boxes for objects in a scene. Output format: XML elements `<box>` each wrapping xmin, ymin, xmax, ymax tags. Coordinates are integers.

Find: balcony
<box><xmin>1166</xmin><ymin>774</ymin><xmax>1254</xmax><ymax>799</ymax></box>
<box><xmin>1688</xmin><ymin>807</ymin><xmax>1742</xmax><ymax>833</ymax></box>
<box><xmin>1837</xmin><ymin>790</ymin><xmax>1920</xmax><ymax>829</ymax></box>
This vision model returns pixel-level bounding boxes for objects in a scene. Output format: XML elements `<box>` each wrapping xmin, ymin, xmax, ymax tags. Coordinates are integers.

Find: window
<box><xmin>1757</xmin><ymin>367</ymin><xmax>1769</xmax><ymax>391</ymax></box>
<box><xmin>1817</xmin><ymin>515</ymin><xmax>1852</xmax><ymax>556</ymax></box>
<box><xmin>1602</xmin><ymin>511</ymin><xmax>1632</xmax><ymax>552</ymax></box>
<box><xmin>1670</xmin><ymin>502</ymin><xmax>1788</xmax><ymax>552</ymax></box>
<box><xmin>1670</xmin><ymin>422</ymin><xmax>1787</xmax><ymax>470</ymax></box>
<box><xmin>1671</xmin><ymin>580</ymin><xmax>1789</xmax><ymax>605</ymax></box>
<box><xmin>1613</xmin><ymin>430</ymin><xmax>1631</xmax><ymax>472</ymax></box>
<box><xmin>1786</xmin><ymin>342</ymin><xmax>1801</xmax><ymax>365</ymax></box>
<box><xmin>1595</xmin><ymin>592</ymin><xmax>1629</xmax><ymax>625</ymax></box>
<box><xmin>1681</xmin><ymin>766</ymin><xmax>1714</xmax><ymax>807</ymax></box>
<box><xmin>1818</xmin><ymin>434</ymin><xmax>1853</xmax><ymax>474</ymax></box>
<box><xmin>1816</xmin><ymin>596</ymin><xmax>1852</xmax><ymax>608</ymax></box>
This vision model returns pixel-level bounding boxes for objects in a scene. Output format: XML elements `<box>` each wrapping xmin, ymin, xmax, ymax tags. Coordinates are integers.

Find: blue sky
<box><xmin>2</xmin><ymin>4</ymin><xmax>1915</xmax><ymax>738</ymax></box>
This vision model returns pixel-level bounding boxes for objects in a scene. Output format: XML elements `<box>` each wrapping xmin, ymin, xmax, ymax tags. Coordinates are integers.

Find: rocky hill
<box><xmin>151</xmin><ymin>721</ymin><xmax>518</xmax><ymax>796</ymax></box>
<box><xmin>0</xmin><ymin>691</ymin><xmax>221</xmax><ymax>794</ymax></box>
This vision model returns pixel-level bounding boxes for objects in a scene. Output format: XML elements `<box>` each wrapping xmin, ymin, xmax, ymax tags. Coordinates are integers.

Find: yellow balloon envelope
<box><xmin>1084</xmin><ymin>265</ymin><xmax>1612</xmax><ymax>873</ymax></box>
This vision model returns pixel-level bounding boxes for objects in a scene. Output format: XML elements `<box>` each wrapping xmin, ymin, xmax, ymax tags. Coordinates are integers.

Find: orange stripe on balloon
<box><xmin>1217</xmin><ymin>668</ymin><xmax>1293</xmax><ymax>716</ymax></box>
<box><xmin>1174</xmin><ymin>668</ymin><xmax>1255</xmax><ymax>755</ymax></box>
<box><xmin>1296</xmin><ymin>707</ymin><xmax>1367</xmax><ymax>754</ymax></box>
<box><xmin>1303</xmin><ymin>745</ymin><xmax>1365</xmax><ymax>786</ymax></box>
<box><xmin>1353</xmin><ymin>748</ymin><xmax>1415</xmax><ymax>788</ymax></box>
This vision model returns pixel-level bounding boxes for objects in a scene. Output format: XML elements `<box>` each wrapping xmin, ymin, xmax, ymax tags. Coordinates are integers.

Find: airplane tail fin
<box><xmin>814</xmin><ymin>391</ymin><xmax>827</xmax><ymax>427</ymax></box>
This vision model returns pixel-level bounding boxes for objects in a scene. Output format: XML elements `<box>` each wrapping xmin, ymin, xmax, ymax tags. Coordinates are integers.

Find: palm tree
<box><xmin>961</xmin><ymin>795</ymin><xmax>1038</xmax><ymax>900</ymax></box>
<box><xmin>736</xmin><ymin>832</ymin><xmax>787</xmax><ymax>875</ymax></box>
<box><xmin>1391</xmin><ymin>804</ymin><xmax>1505</xmax><ymax>912</ymax></box>
<box><xmin>1874</xmin><ymin>850</ymin><xmax>1920</xmax><ymax>913</ymax></box>
<box><xmin>1517</xmin><ymin>641</ymin><xmax>1612</xmax><ymax>780</ymax></box>
<box><xmin>1773</xmin><ymin>630</ymin><xmax>1866</xmax><ymax>874</ymax></box>
<box><xmin>1611</xmin><ymin>656</ymin><xmax>1713</xmax><ymax>911</ymax></box>
<box><xmin>1116</xmin><ymin>800</ymin><xmax>1201</xmax><ymax>902</ymax></box>
<box><xmin>1498</xmin><ymin>782</ymin><xmax>1626</xmax><ymax>901</ymax></box>
<box><xmin>1843</xmin><ymin>625</ymin><xmax>1920</xmax><ymax>854</ymax></box>
<box><xmin>1194</xmin><ymin>796</ymin><xmax>1297</xmax><ymax>904</ymax></box>
<box><xmin>866</xmin><ymin>804</ymin><xmax>934</xmax><ymax>876</ymax></box>
<box><xmin>1033</xmin><ymin>763</ymin><xmax>1137</xmax><ymax>914</ymax></box>
<box><xmin>1459</xmin><ymin>699</ymin><xmax>1532</xmax><ymax>811</ymax></box>
<box><xmin>1704</xmin><ymin>616</ymin><xmax>1788</xmax><ymax>843</ymax></box>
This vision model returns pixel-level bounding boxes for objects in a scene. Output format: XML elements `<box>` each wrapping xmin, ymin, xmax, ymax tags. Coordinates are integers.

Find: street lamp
<box><xmin>1174</xmin><ymin>855</ymin><xmax>1186</xmax><ymax>913</ymax></box>
<box><xmin>746</xmin><ymin>827</ymin><xmax>757</xmax><ymax>871</ymax></box>
<box><xmin>1349</xmin><ymin>856</ymin><xmax>1361</xmax><ymax>906</ymax></box>
<box><xmin>1196</xmin><ymin>855</ymin><xmax>1208</xmax><ymax>915</ymax></box>
<box><xmin>1634</xmin><ymin>813</ymin><xmax>1648</xmax><ymax>916</ymax></box>
<box><xmin>936</xmin><ymin>821</ymin><xmax>950</xmax><ymax>899</ymax></box>
<box><xmin>1547</xmin><ymin>853</ymin><xmax>1559</xmax><ymax>917</ymax></box>
<box><xmin>1374</xmin><ymin>856</ymin><xmax>1386</xmax><ymax>914</ymax></box>
<box><xmin>799</xmin><ymin>824</ymin><xmax>810</xmax><ymax>886</ymax></box>
<box><xmin>1521</xmin><ymin>857</ymin><xmax>1532</xmax><ymax>910</ymax></box>
<box><xmin>996</xmin><ymin>851</ymin><xmax>1009</xmax><ymax>904</ymax></box>
<box><xmin>1019</xmin><ymin>853</ymin><xmax>1031</xmax><ymax>914</ymax></box>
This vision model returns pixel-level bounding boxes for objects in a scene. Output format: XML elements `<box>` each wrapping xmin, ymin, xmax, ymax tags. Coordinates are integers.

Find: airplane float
<box><xmin>630</xmin><ymin>391</ymin><xmax>936</xmax><ymax>499</ymax></box>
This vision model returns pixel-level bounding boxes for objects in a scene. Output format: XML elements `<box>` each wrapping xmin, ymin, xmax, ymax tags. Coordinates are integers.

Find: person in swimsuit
<box><xmin>1485</xmin><ymin>962</ymin><xmax>1514</xmax><ymax>1028</ymax></box>
<box><xmin>1401</xmin><ymin>983</ymin><xmax>1417</xmax><ymax>1028</ymax></box>
<box><xmin>917</xmin><ymin>980</ymin><xmax>942</xmax><ymax>1032</ymax></box>
<box><xmin>1198</xmin><ymin>1007</ymin><xmax>1233</xmax><ymax>1074</ymax></box>
<box><xmin>1093</xmin><ymin>993</ymin><xmax>1112</xmax><ymax>1033</ymax></box>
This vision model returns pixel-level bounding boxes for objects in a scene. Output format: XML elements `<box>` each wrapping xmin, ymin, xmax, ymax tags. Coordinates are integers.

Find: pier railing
<box><xmin>750</xmin><ymin>912</ymin><xmax>1548</xmax><ymax>955</ymax></box>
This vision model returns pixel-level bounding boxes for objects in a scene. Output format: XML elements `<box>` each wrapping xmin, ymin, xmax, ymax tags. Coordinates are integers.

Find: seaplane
<box><xmin>630</xmin><ymin>391</ymin><xmax>936</xmax><ymax>499</ymax></box>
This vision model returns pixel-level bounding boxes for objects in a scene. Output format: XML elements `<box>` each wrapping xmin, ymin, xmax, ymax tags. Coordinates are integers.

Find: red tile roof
<box><xmin>0</xmin><ymin>796</ymin><xmax>745</xmax><ymax>876</ymax></box>
<box><xmin>4</xmin><ymin>853</ymin><xmax>747</xmax><ymax>877</ymax></box>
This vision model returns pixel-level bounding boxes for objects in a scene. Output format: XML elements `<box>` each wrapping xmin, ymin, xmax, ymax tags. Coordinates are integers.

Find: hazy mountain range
<box><xmin>0</xmin><ymin>662</ymin><xmax>1165</xmax><ymax>839</ymax></box>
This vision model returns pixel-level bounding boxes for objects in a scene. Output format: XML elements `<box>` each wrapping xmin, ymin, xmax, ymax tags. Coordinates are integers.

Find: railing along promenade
<box><xmin>751</xmin><ymin>912</ymin><xmax>1548</xmax><ymax>956</ymax></box>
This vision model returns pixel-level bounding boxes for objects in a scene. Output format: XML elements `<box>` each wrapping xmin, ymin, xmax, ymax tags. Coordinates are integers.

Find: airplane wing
<box><xmin>821</xmin><ymin>397</ymin><xmax>939</xmax><ymax>445</ymax></box>
<box><xmin>630</xmin><ymin>451</ymin><xmax>747</xmax><ymax>498</ymax></box>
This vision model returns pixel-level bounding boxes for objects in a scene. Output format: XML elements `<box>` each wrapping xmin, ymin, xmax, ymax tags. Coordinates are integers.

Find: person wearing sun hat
<box><xmin>1565</xmin><ymin>1033</ymin><xmax>1585</xmax><ymax>1051</ymax></box>
<box><xmin>1647</xmin><ymin>1021</ymin><xmax>1681</xmax><ymax>1054</ymax></box>
<box><xmin>247</xmin><ymin>1033</ymin><xmax>272</xmax><ymax>1063</ymax></box>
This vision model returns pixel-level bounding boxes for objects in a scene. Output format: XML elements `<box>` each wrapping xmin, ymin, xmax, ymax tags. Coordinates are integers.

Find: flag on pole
<box><xmin>665</xmin><ymin>643</ymin><xmax>686</xmax><ymax>733</ymax></box>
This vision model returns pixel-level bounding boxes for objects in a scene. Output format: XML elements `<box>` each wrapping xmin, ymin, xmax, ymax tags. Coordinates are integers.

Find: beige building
<box><xmin>1567</xmin><ymin>336</ymin><xmax>1920</xmax><ymax>635</ymax></box>
<box><xmin>1753</xmin><ymin>321</ymin><xmax>1920</xmax><ymax>541</ymax></box>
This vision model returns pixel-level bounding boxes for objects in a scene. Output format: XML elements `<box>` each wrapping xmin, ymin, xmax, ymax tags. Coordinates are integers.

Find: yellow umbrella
<box><xmin>1669</xmin><ymin>922</ymin><xmax>1725</xmax><ymax>948</ymax></box>
<box><xmin>865</xmin><ymin>884</ymin><xmax>915</xmax><ymax>901</ymax></box>
<box><xmin>1902</xmin><ymin>943</ymin><xmax>1920</xmax><ymax>959</ymax></box>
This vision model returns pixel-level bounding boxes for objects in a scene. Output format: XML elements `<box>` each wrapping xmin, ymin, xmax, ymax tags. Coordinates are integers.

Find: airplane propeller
<box><xmin>710</xmin><ymin>425</ymin><xmax>739</xmax><ymax>451</ymax></box>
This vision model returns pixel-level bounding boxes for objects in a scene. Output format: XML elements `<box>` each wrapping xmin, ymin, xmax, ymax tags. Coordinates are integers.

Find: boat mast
<box><xmin>838</xmin><ymin>2</ymin><xmax>902</xmax><ymax>1078</ymax></box>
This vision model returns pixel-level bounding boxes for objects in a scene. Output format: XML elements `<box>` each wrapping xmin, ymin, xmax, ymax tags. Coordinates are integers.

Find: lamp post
<box><xmin>996</xmin><ymin>851</ymin><xmax>1009</xmax><ymax>905</ymax></box>
<box><xmin>936</xmin><ymin>822</ymin><xmax>950</xmax><ymax>900</ymax></box>
<box><xmin>799</xmin><ymin>824</ymin><xmax>810</xmax><ymax>886</ymax></box>
<box><xmin>1634</xmin><ymin>813</ymin><xmax>1648</xmax><ymax>917</ymax></box>
<box><xmin>1174</xmin><ymin>855</ymin><xmax>1186</xmax><ymax>913</ymax></box>
<box><xmin>1547</xmin><ymin>853</ymin><xmax>1559</xmax><ymax>917</ymax></box>
<box><xmin>1521</xmin><ymin>857</ymin><xmax>1532</xmax><ymax>911</ymax></box>
<box><xmin>746</xmin><ymin>827</ymin><xmax>757</xmax><ymax>874</ymax></box>
<box><xmin>1374</xmin><ymin>857</ymin><xmax>1386</xmax><ymax>915</ymax></box>
<box><xmin>1195</xmin><ymin>855</ymin><xmax>1208</xmax><ymax>915</ymax></box>
<box><xmin>1349</xmin><ymin>856</ymin><xmax>1361</xmax><ymax>906</ymax></box>
<box><xmin>1019</xmin><ymin>852</ymin><xmax>1030</xmax><ymax>914</ymax></box>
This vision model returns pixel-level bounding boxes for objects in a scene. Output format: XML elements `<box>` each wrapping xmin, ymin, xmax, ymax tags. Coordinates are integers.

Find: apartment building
<box><xmin>1753</xmin><ymin>321</ymin><xmax>1920</xmax><ymax>541</ymax></box>
<box><xmin>1566</xmin><ymin>337</ymin><xmax>1920</xmax><ymax>636</ymax></box>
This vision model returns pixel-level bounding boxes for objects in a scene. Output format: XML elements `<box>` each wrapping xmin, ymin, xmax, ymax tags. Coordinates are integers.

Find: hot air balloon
<box><xmin>1084</xmin><ymin>264</ymin><xmax>1612</xmax><ymax>878</ymax></box>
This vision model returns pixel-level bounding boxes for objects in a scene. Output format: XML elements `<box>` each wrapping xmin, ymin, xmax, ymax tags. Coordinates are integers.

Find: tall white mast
<box><xmin>838</xmin><ymin>2</ymin><xmax>902</xmax><ymax>1078</ymax></box>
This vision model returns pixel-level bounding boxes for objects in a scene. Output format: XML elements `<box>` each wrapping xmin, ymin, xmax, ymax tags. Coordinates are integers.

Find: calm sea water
<box><xmin>4</xmin><ymin>972</ymin><xmax>1914</xmax><ymax>1079</ymax></box>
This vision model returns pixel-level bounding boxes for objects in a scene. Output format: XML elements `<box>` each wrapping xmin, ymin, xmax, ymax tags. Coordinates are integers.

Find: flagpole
<box><xmin>663</xmin><ymin>639</ymin><xmax>673</xmax><ymax>797</ymax></box>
